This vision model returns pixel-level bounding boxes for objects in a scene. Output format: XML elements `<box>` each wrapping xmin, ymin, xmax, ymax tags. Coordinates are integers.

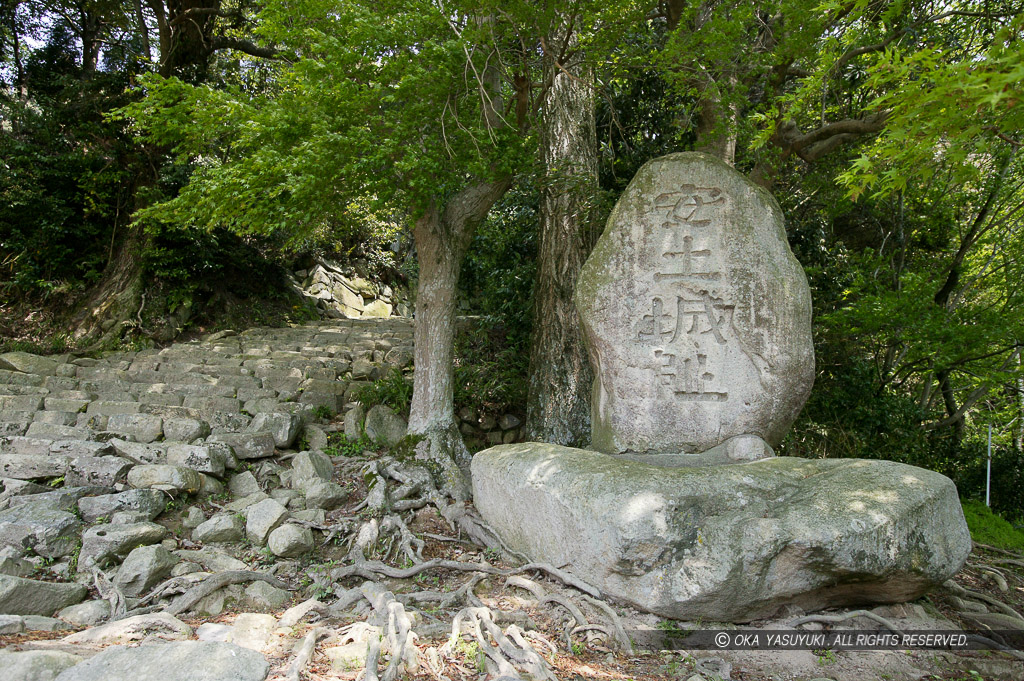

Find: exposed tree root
<box><xmin>284</xmin><ymin>626</ymin><xmax>328</xmax><ymax>681</ymax></box>
<box><xmin>92</xmin><ymin>567</ymin><xmax>127</xmax><ymax>621</ymax></box>
<box><xmin>944</xmin><ymin>580</ymin><xmax>1024</xmax><ymax>620</ymax></box>
<box><xmin>167</xmin><ymin>570</ymin><xmax>292</xmax><ymax>615</ymax></box>
<box><xmin>790</xmin><ymin>609</ymin><xmax>903</xmax><ymax>633</ymax></box>
<box><xmin>441</xmin><ymin>606</ymin><xmax>556</xmax><ymax>681</ymax></box>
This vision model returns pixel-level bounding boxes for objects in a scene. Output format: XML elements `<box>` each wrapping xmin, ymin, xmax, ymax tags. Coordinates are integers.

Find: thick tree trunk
<box><xmin>524</xmin><ymin>30</ymin><xmax>599</xmax><ymax>447</ymax></box>
<box><xmin>408</xmin><ymin>178</ymin><xmax>512</xmax><ymax>499</ymax></box>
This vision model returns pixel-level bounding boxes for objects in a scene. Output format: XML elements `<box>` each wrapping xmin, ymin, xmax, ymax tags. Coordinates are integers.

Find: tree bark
<box><xmin>409</xmin><ymin>178</ymin><xmax>512</xmax><ymax>499</ymax></box>
<box><xmin>524</xmin><ymin>26</ymin><xmax>599</xmax><ymax>447</ymax></box>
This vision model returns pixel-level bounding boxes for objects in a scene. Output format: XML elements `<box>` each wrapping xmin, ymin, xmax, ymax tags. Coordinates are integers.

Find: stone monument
<box><xmin>472</xmin><ymin>153</ymin><xmax>971</xmax><ymax>621</ymax></box>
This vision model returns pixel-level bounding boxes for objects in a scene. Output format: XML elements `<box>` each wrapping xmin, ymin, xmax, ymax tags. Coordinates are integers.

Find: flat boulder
<box><xmin>54</xmin><ymin>641</ymin><xmax>269</xmax><ymax>681</ymax></box>
<box><xmin>127</xmin><ymin>464</ymin><xmax>202</xmax><ymax>493</ymax></box>
<box><xmin>0</xmin><ymin>575</ymin><xmax>87</xmax><ymax>616</ymax></box>
<box><xmin>472</xmin><ymin>443</ymin><xmax>972</xmax><ymax>621</ymax></box>
<box><xmin>575</xmin><ymin>152</ymin><xmax>814</xmax><ymax>456</ymax></box>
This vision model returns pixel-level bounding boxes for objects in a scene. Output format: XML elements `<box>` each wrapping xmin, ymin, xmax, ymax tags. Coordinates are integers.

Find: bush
<box><xmin>356</xmin><ymin>368</ymin><xmax>414</xmax><ymax>418</ymax></box>
<box><xmin>961</xmin><ymin>500</ymin><xmax>1024</xmax><ymax>552</ymax></box>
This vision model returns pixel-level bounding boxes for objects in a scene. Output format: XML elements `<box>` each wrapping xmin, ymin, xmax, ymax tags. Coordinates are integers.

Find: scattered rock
<box><xmin>208</xmin><ymin>433</ymin><xmax>275</xmax><ymax>460</ymax></box>
<box><xmin>78</xmin><ymin>522</ymin><xmax>168</xmax><ymax>572</ymax></box>
<box><xmin>63</xmin><ymin>612</ymin><xmax>193</xmax><ymax>644</ymax></box>
<box><xmin>0</xmin><ymin>575</ymin><xmax>87</xmax><ymax>616</ymax></box>
<box><xmin>127</xmin><ymin>464</ymin><xmax>202</xmax><ymax>493</ymax></box>
<box><xmin>182</xmin><ymin>505</ymin><xmax>206</xmax><ymax>529</ymax></box>
<box><xmin>0</xmin><ymin>502</ymin><xmax>82</xmax><ymax>557</ymax></box>
<box><xmin>78</xmin><ymin>489</ymin><xmax>165</xmax><ymax>523</ymax></box>
<box><xmin>267</xmin><ymin>524</ymin><xmax>314</xmax><ymax>558</ymax></box>
<box><xmin>167</xmin><ymin>444</ymin><xmax>226</xmax><ymax>476</ymax></box>
<box><xmin>58</xmin><ymin>599</ymin><xmax>111</xmax><ymax>627</ymax></box>
<box><xmin>0</xmin><ymin>649</ymin><xmax>82</xmax><ymax>681</ymax></box>
<box><xmin>245</xmin><ymin>499</ymin><xmax>289</xmax><ymax>545</ymax></box>
<box><xmin>245</xmin><ymin>580</ymin><xmax>289</xmax><ymax>610</ymax></box>
<box><xmin>301</xmin><ymin>479</ymin><xmax>347</xmax><ymax>510</ymax></box>
<box><xmin>53</xmin><ymin>641</ymin><xmax>268</xmax><ymax>681</ymax></box>
<box><xmin>0</xmin><ymin>352</ymin><xmax>59</xmax><ymax>376</ymax></box>
<box><xmin>112</xmin><ymin>545</ymin><xmax>179</xmax><ymax>596</ymax></box>
<box><xmin>229</xmin><ymin>471</ymin><xmax>262</xmax><ymax>496</ymax></box>
<box><xmin>192</xmin><ymin>514</ymin><xmax>245</xmax><ymax>543</ymax></box>
<box><xmin>363</xmin><ymin>404</ymin><xmax>407</xmax><ymax>447</ymax></box>
<box><xmin>343</xmin><ymin>404</ymin><xmax>365</xmax><ymax>440</ymax></box>
<box><xmin>249</xmin><ymin>413</ymin><xmax>301</xmax><ymax>449</ymax></box>
<box><xmin>107</xmin><ymin>414</ymin><xmax>163</xmax><ymax>444</ymax></box>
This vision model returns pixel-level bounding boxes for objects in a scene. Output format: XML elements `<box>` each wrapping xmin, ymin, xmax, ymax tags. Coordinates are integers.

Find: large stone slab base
<box><xmin>472</xmin><ymin>444</ymin><xmax>971</xmax><ymax>622</ymax></box>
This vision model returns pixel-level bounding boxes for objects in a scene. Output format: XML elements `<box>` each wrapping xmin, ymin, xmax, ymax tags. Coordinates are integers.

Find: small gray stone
<box><xmin>53</xmin><ymin>640</ymin><xmax>269</xmax><ymax>681</ymax></box>
<box><xmin>0</xmin><ymin>613</ymin><xmax>25</xmax><ymax>633</ymax></box>
<box><xmin>363</xmin><ymin>404</ymin><xmax>406</xmax><ymax>447</ymax></box>
<box><xmin>127</xmin><ymin>464</ymin><xmax>202</xmax><ymax>493</ymax></box>
<box><xmin>108</xmin><ymin>439</ymin><xmax>166</xmax><ymax>464</ymax></box>
<box><xmin>0</xmin><ymin>649</ymin><xmax>82</xmax><ymax>681</ymax></box>
<box><xmin>62</xmin><ymin>612</ymin><xmax>193</xmax><ymax>644</ymax></box>
<box><xmin>65</xmin><ymin>456</ymin><xmax>133</xmax><ymax>487</ymax></box>
<box><xmin>229</xmin><ymin>471</ymin><xmax>262</xmax><ymax>497</ymax></box>
<box><xmin>22</xmin><ymin>615</ymin><xmax>70</xmax><ymax>632</ymax></box>
<box><xmin>291</xmin><ymin>450</ymin><xmax>333</xmax><ymax>486</ymax></box>
<box><xmin>498</xmin><ymin>414</ymin><xmax>522</xmax><ymax>431</ymax></box>
<box><xmin>182</xmin><ymin>506</ymin><xmax>206</xmax><ymax>529</ymax></box>
<box><xmin>167</xmin><ymin>444</ymin><xmax>226</xmax><ymax>476</ymax></box>
<box><xmin>58</xmin><ymin>599</ymin><xmax>111</xmax><ymax>626</ymax></box>
<box><xmin>267</xmin><ymin>524</ymin><xmax>313</xmax><ymax>558</ymax></box>
<box><xmin>0</xmin><ymin>502</ymin><xmax>82</xmax><ymax>558</ymax></box>
<box><xmin>162</xmin><ymin>417</ymin><xmax>210</xmax><ymax>443</ymax></box>
<box><xmin>0</xmin><ymin>352</ymin><xmax>59</xmax><ymax>376</ymax></box>
<box><xmin>193</xmin><ymin>514</ymin><xmax>245</xmax><ymax>544</ymax></box>
<box><xmin>78</xmin><ymin>489</ymin><xmax>165</xmax><ymax>523</ymax></box>
<box><xmin>107</xmin><ymin>413</ymin><xmax>163</xmax><ymax>444</ymax></box>
<box><xmin>245</xmin><ymin>580</ymin><xmax>289</xmax><ymax>610</ymax></box>
<box><xmin>113</xmin><ymin>545</ymin><xmax>179</xmax><ymax>597</ymax></box>
<box><xmin>249</xmin><ymin>412</ymin><xmax>301</xmax><ymax>449</ymax></box>
<box><xmin>343</xmin><ymin>404</ymin><xmax>365</xmax><ymax>440</ymax></box>
<box><xmin>301</xmin><ymin>479</ymin><xmax>347</xmax><ymax>510</ymax></box>
<box><xmin>304</xmin><ymin>424</ymin><xmax>329</xmax><ymax>450</ymax></box>
<box><xmin>79</xmin><ymin>522</ymin><xmax>167</xmax><ymax>571</ymax></box>
<box><xmin>0</xmin><ymin>575</ymin><xmax>87</xmax><ymax>615</ymax></box>
<box><xmin>208</xmin><ymin>433</ymin><xmax>275</xmax><ymax>460</ymax></box>
<box><xmin>245</xmin><ymin>499</ymin><xmax>289</xmax><ymax>545</ymax></box>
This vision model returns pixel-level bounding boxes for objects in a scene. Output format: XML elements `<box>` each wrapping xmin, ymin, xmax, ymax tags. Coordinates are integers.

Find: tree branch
<box><xmin>209</xmin><ymin>36</ymin><xmax>282</xmax><ymax>60</ymax></box>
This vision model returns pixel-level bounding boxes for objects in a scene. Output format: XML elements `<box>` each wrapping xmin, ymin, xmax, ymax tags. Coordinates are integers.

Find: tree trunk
<box><xmin>408</xmin><ymin>178</ymin><xmax>512</xmax><ymax>500</ymax></box>
<box><xmin>524</xmin><ymin>27</ymin><xmax>599</xmax><ymax>447</ymax></box>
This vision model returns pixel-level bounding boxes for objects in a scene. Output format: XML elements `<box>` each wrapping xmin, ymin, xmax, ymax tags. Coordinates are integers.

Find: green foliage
<box><xmin>324</xmin><ymin>433</ymin><xmax>374</xmax><ymax>458</ymax></box>
<box><xmin>453</xmin><ymin>321</ymin><xmax>529</xmax><ymax>418</ymax></box>
<box><xmin>356</xmin><ymin>368</ymin><xmax>414</xmax><ymax>418</ymax></box>
<box><xmin>961</xmin><ymin>501</ymin><xmax>1024</xmax><ymax>552</ymax></box>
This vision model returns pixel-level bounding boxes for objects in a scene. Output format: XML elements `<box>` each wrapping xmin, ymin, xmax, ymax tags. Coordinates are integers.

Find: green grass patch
<box><xmin>961</xmin><ymin>500</ymin><xmax>1024</xmax><ymax>552</ymax></box>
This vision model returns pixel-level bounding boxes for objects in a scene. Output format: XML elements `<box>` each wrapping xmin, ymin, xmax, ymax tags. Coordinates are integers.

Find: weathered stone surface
<box><xmin>0</xmin><ymin>649</ymin><xmax>82</xmax><ymax>681</ymax></box>
<box><xmin>163</xmin><ymin>417</ymin><xmax>210</xmax><ymax>442</ymax></box>
<box><xmin>1</xmin><ymin>612</ymin><xmax>25</xmax><ymax>632</ymax></box>
<box><xmin>0</xmin><ymin>352</ymin><xmax>59</xmax><ymax>376</ymax></box>
<box><xmin>575</xmin><ymin>152</ymin><xmax>814</xmax><ymax>456</ymax></box>
<box><xmin>79</xmin><ymin>522</ymin><xmax>167</xmax><ymax>571</ymax></box>
<box><xmin>343</xmin><ymin>404</ymin><xmax>365</xmax><ymax>439</ymax></box>
<box><xmin>0</xmin><ymin>454</ymin><xmax>70</xmax><ymax>480</ymax></box>
<box><xmin>112</xmin><ymin>545</ymin><xmax>179</xmax><ymax>596</ymax></box>
<box><xmin>192</xmin><ymin>514</ymin><xmax>245</xmax><ymax>543</ymax></box>
<box><xmin>301</xmin><ymin>479</ymin><xmax>347</xmax><ymax>510</ymax></box>
<box><xmin>0</xmin><ymin>503</ymin><xmax>81</xmax><ymax>557</ymax></box>
<box><xmin>0</xmin><ymin>575</ymin><xmax>87</xmax><ymax>615</ymax></box>
<box><xmin>77</xmin><ymin>489</ymin><xmax>165</xmax><ymax>523</ymax></box>
<box><xmin>127</xmin><ymin>464</ymin><xmax>202</xmax><ymax>493</ymax></box>
<box><xmin>65</xmin><ymin>456</ymin><xmax>133</xmax><ymax>487</ymax></box>
<box><xmin>290</xmin><ymin>450</ymin><xmax>334</xmax><ymax>486</ymax></box>
<box><xmin>245</xmin><ymin>498</ymin><xmax>289</xmax><ymax>545</ymax></box>
<box><xmin>249</xmin><ymin>412</ymin><xmax>301</xmax><ymax>449</ymax></box>
<box><xmin>167</xmin><ymin>444</ymin><xmax>226</xmax><ymax>476</ymax></box>
<box><xmin>229</xmin><ymin>470</ymin><xmax>262</xmax><ymax>496</ymax></box>
<box><xmin>58</xmin><ymin>599</ymin><xmax>111</xmax><ymax>626</ymax></box>
<box><xmin>62</xmin><ymin>612</ymin><xmax>193</xmax><ymax>644</ymax></box>
<box><xmin>244</xmin><ymin>580</ymin><xmax>289</xmax><ymax>610</ymax></box>
<box><xmin>108</xmin><ymin>439</ymin><xmax>165</xmax><ymax>464</ymax></box>
<box><xmin>363</xmin><ymin>404</ymin><xmax>407</xmax><ymax>447</ymax></box>
<box><xmin>472</xmin><ymin>443</ymin><xmax>972</xmax><ymax>621</ymax></box>
<box><xmin>53</xmin><ymin>641</ymin><xmax>269</xmax><ymax>681</ymax></box>
<box><xmin>208</xmin><ymin>432</ymin><xmax>275</xmax><ymax>460</ymax></box>
<box><xmin>267</xmin><ymin>524</ymin><xmax>313</xmax><ymax>558</ymax></box>
<box><xmin>107</xmin><ymin>413</ymin><xmax>163</xmax><ymax>443</ymax></box>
